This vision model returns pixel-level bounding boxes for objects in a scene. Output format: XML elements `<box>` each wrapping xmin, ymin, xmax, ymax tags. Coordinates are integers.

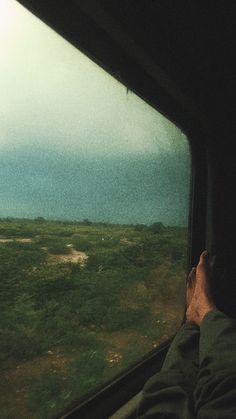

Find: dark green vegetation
<box><xmin>0</xmin><ymin>218</ymin><xmax>187</xmax><ymax>419</ymax></box>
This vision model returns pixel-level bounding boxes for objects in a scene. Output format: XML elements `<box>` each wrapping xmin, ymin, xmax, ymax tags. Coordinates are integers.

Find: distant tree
<box><xmin>82</xmin><ymin>218</ymin><xmax>92</xmax><ymax>226</ymax></box>
<box><xmin>72</xmin><ymin>235</ymin><xmax>91</xmax><ymax>251</ymax></box>
<box><xmin>34</xmin><ymin>217</ymin><xmax>45</xmax><ymax>223</ymax></box>
<box><xmin>148</xmin><ymin>222</ymin><xmax>165</xmax><ymax>234</ymax></box>
<box><xmin>47</xmin><ymin>239</ymin><xmax>71</xmax><ymax>255</ymax></box>
<box><xmin>134</xmin><ymin>224</ymin><xmax>147</xmax><ymax>232</ymax></box>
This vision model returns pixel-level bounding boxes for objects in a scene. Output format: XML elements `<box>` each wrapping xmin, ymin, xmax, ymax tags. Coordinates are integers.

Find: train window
<box><xmin>0</xmin><ymin>0</ymin><xmax>190</xmax><ymax>418</ymax></box>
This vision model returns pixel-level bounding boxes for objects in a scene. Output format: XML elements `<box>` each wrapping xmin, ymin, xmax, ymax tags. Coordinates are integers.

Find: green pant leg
<box><xmin>162</xmin><ymin>322</ymin><xmax>199</xmax><ymax>385</ymax></box>
<box><xmin>138</xmin><ymin>322</ymin><xmax>199</xmax><ymax>418</ymax></box>
<box><xmin>195</xmin><ymin>310</ymin><xmax>236</xmax><ymax>419</ymax></box>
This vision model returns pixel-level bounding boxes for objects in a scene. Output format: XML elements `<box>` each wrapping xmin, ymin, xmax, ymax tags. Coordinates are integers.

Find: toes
<box><xmin>198</xmin><ymin>250</ymin><xmax>209</xmax><ymax>270</ymax></box>
<box><xmin>200</xmin><ymin>250</ymin><xmax>209</xmax><ymax>261</ymax></box>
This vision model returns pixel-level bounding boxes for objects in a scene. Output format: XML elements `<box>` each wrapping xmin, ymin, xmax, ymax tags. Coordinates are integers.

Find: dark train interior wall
<box><xmin>17</xmin><ymin>1</ymin><xmax>236</xmax><ymax>316</ymax></box>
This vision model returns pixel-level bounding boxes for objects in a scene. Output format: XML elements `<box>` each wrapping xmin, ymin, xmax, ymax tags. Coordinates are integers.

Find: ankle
<box><xmin>198</xmin><ymin>304</ymin><xmax>217</xmax><ymax>325</ymax></box>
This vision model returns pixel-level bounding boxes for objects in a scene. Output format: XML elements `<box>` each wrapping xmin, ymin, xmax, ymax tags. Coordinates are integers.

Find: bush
<box><xmin>0</xmin><ymin>244</ymin><xmax>46</xmax><ymax>270</ymax></box>
<box><xmin>148</xmin><ymin>222</ymin><xmax>165</xmax><ymax>234</ymax></box>
<box><xmin>21</xmin><ymin>265</ymin><xmax>77</xmax><ymax>313</ymax></box>
<box><xmin>0</xmin><ymin>405</ymin><xmax>26</xmax><ymax>419</ymax></box>
<box><xmin>86</xmin><ymin>250</ymin><xmax>130</xmax><ymax>270</ymax></box>
<box><xmin>61</xmin><ymin>330</ymin><xmax>100</xmax><ymax>348</ymax></box>
<box><xmin>134</xmin><ymin>224</ymin><xmax>147</xmax><ymax>232</ymax></box>
<box><xmin>102</xmin><ymin>306</ymin><xmax>147</xmax><ymax>332</ymax></box>
<box><xmin>123</xmin><ymin>245</ymin><xmax>146</xmax><ymax>266</ymax></box>
<box><xmin>29</xmin><ymin>372</ymin><xmax>66</xmax><ymax>419</ymax></box>
<box><xmin>0</xmin><ymin>246</ymin><xmax>47</xmax><ymax>304</ymax></box>
<box><xmin>28</xmin><ymin>349</ymin><xmax>107</xmax><ymax>418</ymax></box>
<box><xmin>69</xmin><ymin>349</ymin><xmax>107</xmax><ymax>397</ymax></box>
<box><xmin>72</xmin><ymin>235</ymin><xmax>91</xmax><ymax>251</ymax></box>
<box><xmin>47</xmin><ymin>240</ymin><xmax>71</xmax><ymax>255</ymax></box>
<box><xmin>34</xmin><ymin>217</ymin><xmax>46</xmax><ymax>223</ymax></box>
<box><xmin>77</xmin><ymin>293</ymin><xmax>147</xmax><ymax>332</ymax></box>
<box><xmin>0</xmin><ymin>325</ymin><xmax>48</xmax><ymax>363</ymax></box>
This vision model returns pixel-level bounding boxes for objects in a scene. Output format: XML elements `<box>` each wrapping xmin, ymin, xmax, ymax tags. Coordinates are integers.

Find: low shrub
<box><xmin>72</xmin><ymin>235</ymin><xmax>91</xmax><ymax>252</ymax></box>
<box><xmin>69</xmin><ymin>349</ymin><xmax>107</xmax><ymax>397</ymax></box>
<box><xmin>29</xmin><ymin>372</ymin><xmax>66</xmax><ymax>419</ymax></box>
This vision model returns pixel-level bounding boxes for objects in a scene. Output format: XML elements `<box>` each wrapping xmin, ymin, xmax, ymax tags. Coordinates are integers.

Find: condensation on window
<box><xmin>0</xmin><ymin>1</ymin><xmax>190</xmax><ymax>418</ymax></box>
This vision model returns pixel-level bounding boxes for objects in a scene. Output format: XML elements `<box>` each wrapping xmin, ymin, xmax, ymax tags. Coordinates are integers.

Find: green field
<box><xmin>0</xmin><ymin>218</ymin><xmax>187</xmax><ymax>419</ymax></box>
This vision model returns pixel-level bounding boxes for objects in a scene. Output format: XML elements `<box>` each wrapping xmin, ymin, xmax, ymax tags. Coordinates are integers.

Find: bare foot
<box><xmin>186</xmin><ymin>251</ymin><xmax>217</xmax><ymax>326</ymax></box>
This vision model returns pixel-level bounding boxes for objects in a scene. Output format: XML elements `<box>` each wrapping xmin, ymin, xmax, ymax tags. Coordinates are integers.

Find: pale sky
<box><xmin>0</xmin><ymin>0</ymin><xmax>188</xmax><ymax>157</ymax></box>
<box><xmin>0</xmin><ymin>0</ymin><xmax>190</xmax><ymax>225</ymax></box>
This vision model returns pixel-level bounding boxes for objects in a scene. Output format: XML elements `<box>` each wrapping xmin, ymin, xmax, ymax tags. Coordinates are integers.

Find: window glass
<box><xmin>0</xmin><ymin>1</ymin><xmax>190</xmax><ymax>418</ymax></box>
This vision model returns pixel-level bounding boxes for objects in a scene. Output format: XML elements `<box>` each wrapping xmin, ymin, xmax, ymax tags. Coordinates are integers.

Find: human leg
<box><xmin>137</xmin><ymin>267</ymin><xmax>199</xmax><ymax>419</ymax></box>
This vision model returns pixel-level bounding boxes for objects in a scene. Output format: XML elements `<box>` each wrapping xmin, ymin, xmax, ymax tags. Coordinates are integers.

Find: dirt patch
<box><xmin>0</xmin><ymin>238</ymin><xmax>33</xmax><ymax>243</ymax></box>
<box><xmin>2</xmin><ymin>349</ymin><xmax>71</xmax><ymax>383</ymax></box>
<box><xmin>100</xmin><ymin>330</ymin><xmax>153</xmax><ymax>352</ymax></box>
<box><xmin>1</xmin><ymin>348</ymin><xmax>73</xmax><ymax>419</ymax></box>
<box><xmin>49</xmin><ymin>248</ymin><xmax>88</xmax><ymax>266</ymax></box>
<box><xmin>120</xmin><ymin>238</ymin><xmax>135</xmax><ymax>245</ymax></box>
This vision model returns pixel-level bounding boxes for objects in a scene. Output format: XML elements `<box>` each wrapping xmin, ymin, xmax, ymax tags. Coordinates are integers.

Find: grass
<box><xmin>0</xmin><ymin>217</ymin><xmax>187</xmax><ymax>418</ymax></box>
